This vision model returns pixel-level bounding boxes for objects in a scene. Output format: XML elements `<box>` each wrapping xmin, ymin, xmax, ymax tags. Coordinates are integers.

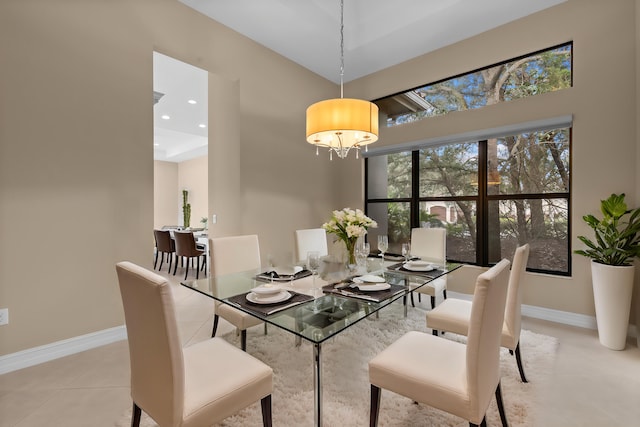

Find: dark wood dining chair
<box><xmin>173</xmin><ymin>231</ymin><xmax>206</xmax><ymax>280</ymax></box>
<box><xmin>153</xmin><ymin>229</ymin><xmax>175</xmax><ymax>273</ymax></box>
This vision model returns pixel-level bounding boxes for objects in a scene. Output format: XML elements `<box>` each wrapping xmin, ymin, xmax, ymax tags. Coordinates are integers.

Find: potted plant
<box><xmin>575</xmin><ymin>193</ymin><xmax>640</xmax><ymax>350</ymax></box>
<box><xmin>182</xmin><ymin>189</ymin><xmax>191</xmax><ymax>229</ymax></box>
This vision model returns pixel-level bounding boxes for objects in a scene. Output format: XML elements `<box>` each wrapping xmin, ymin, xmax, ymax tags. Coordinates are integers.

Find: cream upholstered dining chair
<box><xmin>210</xmin><ymin>234</ymin><xmax>264</xmax><ymax>351</ymax></box>
<box><xmin>115</xmin><ymin>261</ymin><xmax>273</xmax><ymax>427</ymax></box>
<box><xmin>369</xmin><ymin>259</ymin><xmax>511</xmax><ymax>427</ymax></box>
<box><xmin>294</xmin><ymin>228</ymin><xmax>329</xmax><ymax>265</ymax></box>
<box><xmin>409</xmin><ymin>227</ymin><xmax>448</xmax><ymax>308</ymax></box>
<box><xmin>427</xmin><ymin>244</ymin><xmax>531</xmax><ymax>383</ymax></box>
<box><xmin>173</xmin><ymin>231</ymin><xmax>206</xmax><ymax>280</ymax></box>
<box><xmin>153</xmin><ymin>229</ymin><xmax>175</xmax><ymax>273</ymax></box>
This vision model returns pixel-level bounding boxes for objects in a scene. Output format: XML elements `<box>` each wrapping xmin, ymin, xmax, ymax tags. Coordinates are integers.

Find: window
<box><xmin>365</xmin><ymin>127</ymin><xmax>571</xmax><ymax>275</ymax></box>
<box><xmin>374</xmin><ymin>43</ymin><xmax>572</xmax><ymax>127</ymax></box>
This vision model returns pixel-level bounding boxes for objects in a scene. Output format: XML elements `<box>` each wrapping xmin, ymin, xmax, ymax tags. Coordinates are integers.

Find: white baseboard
<box><xmin>1</xmin><ymin>295</ymin><xmax>638</xmax><ymax>375</ymax></box>
<box><xmin>0</xmin><ymin>325</ymin><xmax>126</xmax><ymax>375</ymax></box>
<box><xmin>448</xmin><ymin>291</ymin><xmax>637</xmax><ymax>338</ymax></box>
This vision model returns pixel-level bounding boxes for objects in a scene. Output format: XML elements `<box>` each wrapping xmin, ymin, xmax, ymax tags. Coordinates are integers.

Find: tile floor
<box><xmin>1</xmin><ymin>267</ymin><xmax>639</xmax><ymax>427</ymax></box>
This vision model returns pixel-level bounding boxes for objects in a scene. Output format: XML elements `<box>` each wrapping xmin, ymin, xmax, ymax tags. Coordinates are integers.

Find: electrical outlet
<box><xmin>0</xmin><ymin>308</ymin><xmax>8</xmax><ymax>326</ymax></box>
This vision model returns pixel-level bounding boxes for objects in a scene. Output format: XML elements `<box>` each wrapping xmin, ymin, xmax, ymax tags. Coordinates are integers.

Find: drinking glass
<box><xmin>402</xmin><ymin>242</ymin><xmax>411</xmax><ymax>262</ymax></box>
<box><xmin>307</xmin><ymin>251</ymin><xmax>321</xmax><ymax>287</ymax></box>
<box><xmin>377</xmin><ymin>235</ymin><xmax>388</xmax><ymax>260</ymax></box>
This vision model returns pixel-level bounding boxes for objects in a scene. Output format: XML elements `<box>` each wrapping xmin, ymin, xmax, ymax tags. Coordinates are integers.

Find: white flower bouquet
<box><xmin>322</xmin><ymin>208</ymin><xmax>377</xmax><ymax>264</ymax></box>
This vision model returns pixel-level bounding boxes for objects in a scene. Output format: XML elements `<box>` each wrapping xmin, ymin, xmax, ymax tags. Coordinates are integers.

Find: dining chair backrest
<box><xmin>465</xmin><ymin>258</ymin><xmax>510</xmax><ymax>421</ymax></box>
<box><xmin>116</xmin><ymin>261</ymin><xmax>184</xmax><ymax>427</ymax></box>
<box><xmin>210</xmin><ymin>234</ymin><xmax>261</xmax><ymax>276</ymax></box>
<box><xmin>503</xmin><ymin>243</ymin><xmax>530</xmax><ymax>349</ymax></box>
<box><xmin>174</xmin><ymin>231</ymin><xmax>199</xmax><ymax>257</ymax></box>
<box><xmin>410</xmin><ymin>227</ymin><xmax>446</xmax><ymax>262</ymax></box>
<box><xmin>294</xmin><ymin>228</ymin><xmax>328</xmax><ymax>263</ymax></box>
<box><xmin>154</xmin><ymin>229</ymin><xmax>174</xmax><ymax>253</ymax></box>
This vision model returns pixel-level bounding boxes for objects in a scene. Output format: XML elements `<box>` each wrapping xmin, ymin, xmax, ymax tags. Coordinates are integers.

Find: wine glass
<box><xmin>402</xmin><ymin>242</ymin><xmax>411</xmax><ymax>263</ymax></box>
<box><xmin>307</xmin><ymin>251</ymin><xmax>321</xmax><ymax>287</ymax></box>
<box><xmin>356</xmin><ymin>242</ymin><xmax>370</xmax><ymax>272</ymax></box>
<box><xmin>377</xmin><ymin>235</ymin><xmax>388</xmax><ymax>260</ymax></box>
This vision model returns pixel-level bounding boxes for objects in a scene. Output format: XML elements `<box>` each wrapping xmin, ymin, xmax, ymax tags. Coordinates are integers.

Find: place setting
<box><xmin>255</xmin><ymin>265</ymin><xmax>313</xmax><ymax>283</ymax></box>
<box><xmin>226</xmin><ymin>283</ymin><xmax>315</xmax><ymax>317</ymax></box>
<box><xmin>322</xmin><ymin>274</ymin><xmax>405</xmax><ymax>303</ymax></box>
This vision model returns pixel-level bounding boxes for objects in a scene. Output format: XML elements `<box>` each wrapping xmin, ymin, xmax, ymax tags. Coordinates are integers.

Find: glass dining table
<box><xmin>181</xmin><ymin>259</ymin><xmax>461</xmax><ymax>427</ymax></box>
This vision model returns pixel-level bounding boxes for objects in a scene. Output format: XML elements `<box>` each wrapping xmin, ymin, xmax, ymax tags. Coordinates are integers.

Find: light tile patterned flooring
<box><xmin>1</xmin><ymin>266</ymin><xmax>639</xmax><ymax>426</ymax></box>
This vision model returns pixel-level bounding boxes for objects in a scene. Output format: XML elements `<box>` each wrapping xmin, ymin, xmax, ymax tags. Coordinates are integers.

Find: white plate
<box><xmin>357</xmin><ymin>283</ymin><xmax>391</xmax><ymax>292</ymax></box>
<box><xmin>246</xmin><ymin>291</ymin><xmax>292</xmax><ymax>304</ymax></box>
<box><xmin>353</xmin><ymin>275</ymin><xmax>386</xmax><ymax>283</ymax></box>
<box><xmin>403</xmin><ymin>262</ymin><xmax>436</xmax><ymax>272</ymax></box>
<box><xmin>251</xmin><ymin>284</ymin><xmax>282</xmax><ymax>296</ymax></box>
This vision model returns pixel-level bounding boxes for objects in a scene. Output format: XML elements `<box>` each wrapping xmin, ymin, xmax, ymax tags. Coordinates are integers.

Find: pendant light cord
<box><xmin>340</xmin><ymin>0</ymin><xmax>344</xmax><ymax>99</ymax></box>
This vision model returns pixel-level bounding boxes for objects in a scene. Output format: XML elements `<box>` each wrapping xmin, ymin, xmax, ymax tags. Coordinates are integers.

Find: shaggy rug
<box><xmin>116</xmin><ymin>305</ymin><xmax>558</xmax><ymax>426</ymax></box>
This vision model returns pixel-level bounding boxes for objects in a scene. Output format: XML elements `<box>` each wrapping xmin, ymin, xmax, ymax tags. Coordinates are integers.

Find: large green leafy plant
<box><xmin>575</xmin><ymin>193</ymin><xmax>640</xmax><ymax>266</ymax></box>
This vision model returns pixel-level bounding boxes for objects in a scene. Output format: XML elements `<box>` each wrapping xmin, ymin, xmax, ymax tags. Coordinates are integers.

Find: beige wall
<box><xmin>636</xmin><ymin>0</ymin><xmax>640</xmax><ymax>339</ymax></box>
<box><xmin>0</xmin><ymin>0</ymin><xmax>340</xmax><ymax>356</ymax></box>
<box><xmin>0</xmin><ymin>0</ymin><xmax>638</xmax><ymax>357</ymax></box>
<box><xmin>153</xmin><ymin>160</ymin><xmax>179</xmax><ymax>229</ymax></box>
<box><xmin>345</xmin><ymin>0</ymin><xmax>639</xmax><ymax>321</ymax></box>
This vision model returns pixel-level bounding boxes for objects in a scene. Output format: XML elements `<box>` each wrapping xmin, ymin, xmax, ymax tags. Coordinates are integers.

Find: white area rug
<box><xmin>117</xmin><ymin>305</ymin><xmax>558</xmax><ymax>426</ymax></box>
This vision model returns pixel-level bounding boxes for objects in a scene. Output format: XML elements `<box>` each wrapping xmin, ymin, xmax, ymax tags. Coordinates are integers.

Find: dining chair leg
<box><xmin>370</xmin><ymin>384</ymin><xmax>381</xmax><ymax>427</ymax></box>
<box><xmin>260</xmin><ymin>395</ymin><xmax>273</xmax><ymax>427</ymax></box>
<box><xmin>241</xmin><ymin>330</ymin><xmax>247</xmax><ymax>351</ymax></box>
<box><xmin>514</xmin><ymin>342</ymin><xmax>528</xmax><ymax>383</ymax></box>
<box><xmin>158</xmin><ymin>253</ymin><xmax>164</xmax><ymax>271</ymax></box>
<box><xmin>131</xmin><ymin>402</ymin><xmax>141</xmax><ymax>427</ymax></box>
<box><xmin>443</xmin><ymin>289</ymin><xmax>447</xmax><ymax>299</ymax></box>
<box><xmin>211</xmin><ymin>315</ymin><xmax>220</xmax><ymax>338</ymax></box>
<box><xmin>184</xmin><ymin>259</ymin><xmax>190</xmax><ymax>280</ymax></box>
<box><xmin>173</xmin><ymin>258</ymin><xmax>179</xmax><ymax>276</ymax></box>
<box><xmin>410</xmin><ymin>291</ymin><xmax>415</xmax><ymax>307</ymax></box>
<box><xmin>195</xmin><ymin>257</ymin><xmax>200</xmax><ymax>279</ymax></box>
<box><xmin>153</xmin><ymin>250</ymin><xmax>159</xmax><ymax>270</ymax></box>
<box><xmin>495</xmin><ymin>381</ymin><xmax>509</xmax><ymax>427</ymax></box>
<box><xmin>430</xmin><ymin>296</ymin><xmax>436</xmax><ymax>309</ymax></box>
<box><xmin>168</xmin><ymin>253</ymin><xmax>173</xmax><ymax>273</ymax></box>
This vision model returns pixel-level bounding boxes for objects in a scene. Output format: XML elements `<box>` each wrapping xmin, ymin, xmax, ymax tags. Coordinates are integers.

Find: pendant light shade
<box><xmin>306</xmin><ymin>98</ymin><xmax>379</xmax><ymax>158</ymax></box>
<box><xmin>305</xmin><ymin>0</ymin><xmax>379</xmax><ymax>160</ymax></box>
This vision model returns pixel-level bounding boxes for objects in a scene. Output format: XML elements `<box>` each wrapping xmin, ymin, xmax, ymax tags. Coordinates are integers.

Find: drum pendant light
<box><xmin>305</xmin><ymin>0</ymin><xmax>379</xmax><ymax>160</ymax></box>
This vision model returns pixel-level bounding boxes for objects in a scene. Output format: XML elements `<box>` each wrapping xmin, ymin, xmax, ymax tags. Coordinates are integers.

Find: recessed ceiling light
<box><xmin>188</xmin><ymin>99</ymin><xmax>197</xmax><ymax>104</ymax></box>
<box><xmin>161</xmin><ymin>115</ymin><xmax>170</xmax><ymax>120</ymax></box>
<box><xmin>198</xmin><ymin>124</ymin><xmax>206</xmax><ymax>128</ymax></box>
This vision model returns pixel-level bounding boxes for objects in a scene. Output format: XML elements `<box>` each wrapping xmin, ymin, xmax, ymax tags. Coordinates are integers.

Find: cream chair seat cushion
<box><xmin>215</xmin><ymin>301</ymin><xmax>263</xmax><ymax>330</ymax></box>
<box><xmin>182</xmin><ymin>337</ymin><xmax>272</xmax><ymax>426</ymax></box>
<box><xmin>410</xmin><ymin>277</ymin><xmax>446</xmax><ymax>297</ymax></box>
<box><xmin>369</xmin><ymin>330</ymin><xmax>471</xmax><ymax>421</ymax></box>
<box><xmin>427</xmin><ymin>293</ymin><xmax>519</xmax><ymax>351</ymax></box>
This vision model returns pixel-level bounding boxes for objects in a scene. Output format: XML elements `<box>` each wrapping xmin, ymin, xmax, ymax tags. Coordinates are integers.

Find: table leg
<box><xmin>313</xmin><ymin>343</ymin><xmax>322</xmax><ymax>427</ymax></box>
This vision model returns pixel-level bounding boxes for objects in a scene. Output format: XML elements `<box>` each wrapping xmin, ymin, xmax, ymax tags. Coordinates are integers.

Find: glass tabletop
<box><xmin>181</xmin><ymin>261</ymin><xmax>460</xmax><ymax>345</ymax></box>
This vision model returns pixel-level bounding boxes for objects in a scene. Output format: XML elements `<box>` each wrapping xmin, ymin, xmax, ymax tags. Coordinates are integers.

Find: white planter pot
<box><xmin>590</xmin><ymin>261</ymin><xmax>634</xmax><ymax>350</ymax></box>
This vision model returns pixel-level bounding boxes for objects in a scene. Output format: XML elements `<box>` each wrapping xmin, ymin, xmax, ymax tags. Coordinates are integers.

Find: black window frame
<box><xmin>365</xmin><ymin>131</ymin><xmax>572</xmax><ymax>276</ymax></box>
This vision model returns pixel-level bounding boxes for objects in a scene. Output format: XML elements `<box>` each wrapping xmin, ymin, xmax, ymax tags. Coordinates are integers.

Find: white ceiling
<box><xmin>155</xmin><ymin>0</ymin><xmax>566</xmax><ymax>162</ymax></box>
